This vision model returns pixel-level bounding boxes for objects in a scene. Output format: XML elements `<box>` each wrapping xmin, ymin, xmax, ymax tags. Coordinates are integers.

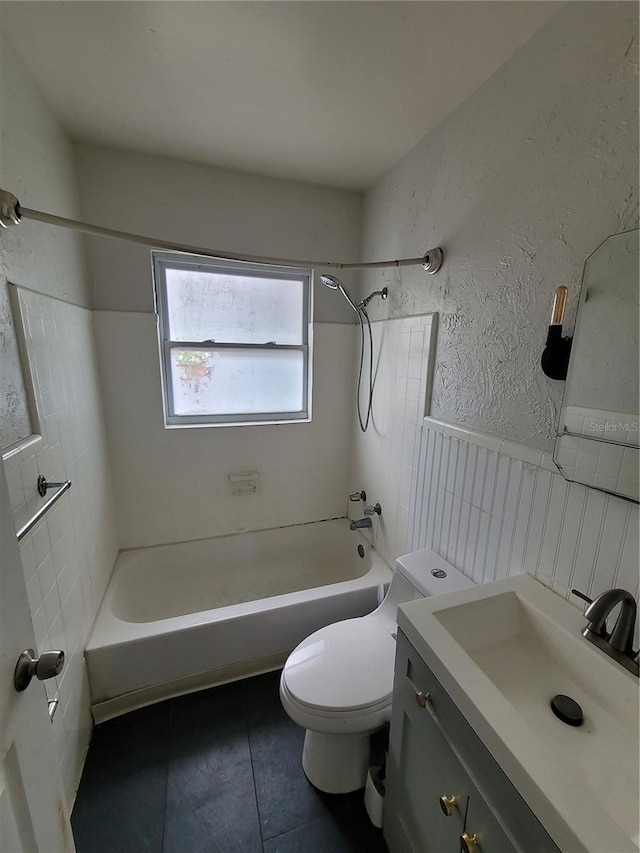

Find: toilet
<box><xmin>279</xmin><ymin>547</ymin><xmax>474</xmax><ymax>793</ymax></box>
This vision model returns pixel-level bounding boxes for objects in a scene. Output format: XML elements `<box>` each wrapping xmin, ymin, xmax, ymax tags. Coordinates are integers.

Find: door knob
<box><xmin>14</xmin><ymin>648</ymin><xmax>64</xmax><ymax>692</ymax></box>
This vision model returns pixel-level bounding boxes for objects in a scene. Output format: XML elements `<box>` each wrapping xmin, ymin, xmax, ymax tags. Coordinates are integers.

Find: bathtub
<box><xmin>86</xmin><ymin>519</ymin><xmax>391</xmax><ymax>722</ymax></box>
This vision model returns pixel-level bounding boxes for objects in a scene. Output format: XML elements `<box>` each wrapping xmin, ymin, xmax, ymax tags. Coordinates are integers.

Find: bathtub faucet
<box><xmin>350</xmin><ymin>517</ymin><xmax>372</xmax><ymax>531</ymax></box>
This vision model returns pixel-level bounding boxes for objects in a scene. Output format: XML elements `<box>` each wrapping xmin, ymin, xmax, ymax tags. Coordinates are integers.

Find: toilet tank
<box><xmin>396</xmin><ymin>548</ymin><xmax>474</xmax><ymax>597</ymax></box>
<box><xmin>375</xmin><ymin>547</ymin><xmax>474</xmax><ymax>632</ymax></box>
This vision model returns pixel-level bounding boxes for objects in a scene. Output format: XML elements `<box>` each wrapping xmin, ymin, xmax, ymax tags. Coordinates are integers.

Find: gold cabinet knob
<box><xmin>439</xmin><ymin>794</ymin><xmax>457</xmax><ymax>816</ymax></box>
<box><xmin>415</xmin><ymin>690</ymin><xmax>430</xmax><ymax>708</ymax></box>
<box><xmin>460</xmin><ymin>832</ymin><xmax>479</xmax><ymax>853</ymax></box>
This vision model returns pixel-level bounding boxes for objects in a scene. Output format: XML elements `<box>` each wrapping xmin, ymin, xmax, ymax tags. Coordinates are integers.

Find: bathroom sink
<box><xmin>398</xmin><ymin>574</ymin><xmax>640</xmax><ymax>853</ymax></box>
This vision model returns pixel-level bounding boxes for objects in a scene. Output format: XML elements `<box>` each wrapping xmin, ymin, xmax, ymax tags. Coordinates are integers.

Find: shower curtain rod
<box><xmin>0</xmin><ymin>188</ymin><xmax>431</xmax><ymax>272</ymax></box>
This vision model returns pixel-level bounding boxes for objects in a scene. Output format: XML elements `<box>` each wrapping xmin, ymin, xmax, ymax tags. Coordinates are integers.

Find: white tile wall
<box><xmin>349</xmin><ymin>314</ymin><xmax>437</xmax><ymax>566</ymax></box>
<box><xmin>408</xmin><ymin>418</ymin><xmax>639</xmax><ymax>639</ymax></box>
<box><xmin>93</xmin><ymin>312</ymin><xmax>356</xmax><ymax>548</ymax></box>
<box><xmin>3</xmin><ymin>287</ymin><xmax>118</xmax><ymax>805</ymax></box>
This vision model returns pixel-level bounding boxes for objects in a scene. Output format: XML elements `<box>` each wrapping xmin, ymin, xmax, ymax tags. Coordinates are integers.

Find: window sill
<box><xmin>163</xmin><ymin>417</ymin><xmax>312</xmax><ymax>429</ymax></box>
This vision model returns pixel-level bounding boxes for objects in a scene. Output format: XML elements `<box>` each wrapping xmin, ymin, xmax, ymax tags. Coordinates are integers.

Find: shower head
<box><xmin>320</xmin><ymin>274</ymin><xmax>342</xmax><ymax>289</ymax></box>
<box><xmin>319</xmin><ymin>272</ymin><xmax>360</xmax><ymax>315</ymax></box>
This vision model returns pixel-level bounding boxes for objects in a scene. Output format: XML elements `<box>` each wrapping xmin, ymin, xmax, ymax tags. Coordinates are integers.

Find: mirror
<box><xmin>554</xmin><ymin>229</ymin><xmax>639</xmax><ymax>503</ymax></box>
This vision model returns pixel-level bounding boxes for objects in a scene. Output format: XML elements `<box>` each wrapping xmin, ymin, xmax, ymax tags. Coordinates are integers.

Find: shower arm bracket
<box><xmin>422</xmin><ymin>247</ymin><xmax>444</xmax><ymax>274</ymax></box>
<box><xmin>0</xmin><ymin>189</ymin><xmax>21</xmax><ymax>227</ymax></box>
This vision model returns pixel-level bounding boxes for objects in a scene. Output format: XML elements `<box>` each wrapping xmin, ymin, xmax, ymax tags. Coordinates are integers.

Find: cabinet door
<box><xmin>385</xmin><ymin>633</ymin><xmax>561</xmax><ymax>853</ymax></box>
<box><xmin>387</xmin><ymin>706</ymin><xmax>466</xmax><ymax>852</ymax></box>
<box><xmin>406</xmin><ymin>689</ymin><xmax>520</xmax><ymax>853</ymax></box>
<box><xmin>385</xmin><ymin>671</ymin><xmax>469</xmax><ymax>852</ymax></box>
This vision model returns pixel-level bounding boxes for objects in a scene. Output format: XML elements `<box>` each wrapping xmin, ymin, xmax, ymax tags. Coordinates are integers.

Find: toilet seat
<box><xmin>282</xmin><ymin>615</ymin><xmax>396</xmax><ymax>714</ymax></box>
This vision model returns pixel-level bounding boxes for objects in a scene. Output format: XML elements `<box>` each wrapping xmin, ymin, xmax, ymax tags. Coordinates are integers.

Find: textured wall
<box><xmin>358</xmin><ymin>2</ymin><xmax>639</xmax><ymax>450</ymax></box>
<box><xmin>0</xmin><ymin>35</ymin><xmax>91</xmax><ymax>448</ymax></box>
<box><xmin>74</xmin><ymin>143</ymin><xmax>362</xmax><ymax>321</ymax></box>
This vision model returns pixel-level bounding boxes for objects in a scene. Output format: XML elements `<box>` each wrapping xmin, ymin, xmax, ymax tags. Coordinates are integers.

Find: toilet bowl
<box><xmin>279</xmin><ymin>547</ymin><xmax>474</xmax><ymax>793</ymax></box>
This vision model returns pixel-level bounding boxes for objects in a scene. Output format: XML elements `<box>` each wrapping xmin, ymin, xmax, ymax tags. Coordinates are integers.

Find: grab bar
<box><xmin>16</xmin><ymin>477</ymin><xmax>72</xmax><ymax>541</ymax></box>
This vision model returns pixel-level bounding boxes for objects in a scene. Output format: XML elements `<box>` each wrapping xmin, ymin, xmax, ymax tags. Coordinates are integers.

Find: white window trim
<box><xmin>153</xmin><ymin>252</ymin><xmax>313</xmax><ymax>427</ymax></box>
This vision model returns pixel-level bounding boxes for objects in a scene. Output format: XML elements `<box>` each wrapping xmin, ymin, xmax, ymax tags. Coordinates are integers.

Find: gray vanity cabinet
<box><xmin>384</xmin><ymin>630</ymin><xmax>561</xmax><ymax>853</ymax></box>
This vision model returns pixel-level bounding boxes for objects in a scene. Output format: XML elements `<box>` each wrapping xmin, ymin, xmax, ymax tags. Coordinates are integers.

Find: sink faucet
<box><xmin>350</xmin><ymin>517</ymin><xmax>372</xmax><ymax>531</ymax></box>
<box><xmin>572</xmin><ymin>588</ymin><xmax>639</xmax><ymax>677</ymax></box>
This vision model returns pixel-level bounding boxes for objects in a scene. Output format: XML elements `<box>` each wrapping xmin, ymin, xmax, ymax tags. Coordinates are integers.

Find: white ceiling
<box><xmin>1</xmin><ymin>1</ymin><xmax>560</xmax><ymax>190</ymax></box>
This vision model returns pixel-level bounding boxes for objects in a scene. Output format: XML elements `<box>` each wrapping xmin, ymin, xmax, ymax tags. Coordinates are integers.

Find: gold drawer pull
<box><xmin>460</xmin><ymin>832</ymin><xmax>479</xmax><ymax>853</ymax></box>
<box><xmin>415</xmin><ymin>690</ymin><xmax>430</xmax><ymax>708</ymax></box>
<box><xmin>439</xmin><ymin>794</ymin><xmax>457</xmax><ymax>816</ymax></box>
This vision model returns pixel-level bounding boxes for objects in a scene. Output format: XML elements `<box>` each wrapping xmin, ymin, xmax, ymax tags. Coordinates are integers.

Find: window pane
<box><xmin>165</xmin><ymin>268</ymin><xmax>304</xmax><ymax>344</ymax></box>
<box><xmin>169</xmin><ymin>348</ymin><xmax>305</xmax><ymax>416</ymax></box>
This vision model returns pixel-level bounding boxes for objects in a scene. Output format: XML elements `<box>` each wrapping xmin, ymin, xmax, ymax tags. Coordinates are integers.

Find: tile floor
<box><xmin>72</xmin><ymin>670</ymin><xmax>390</xmax><ymax>853</ymax></box>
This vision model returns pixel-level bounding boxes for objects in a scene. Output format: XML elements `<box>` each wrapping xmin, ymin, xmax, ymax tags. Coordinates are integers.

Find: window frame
<box><xmin>153</xmin><ymin>252</ymin><xmax>313</xmax><ymax>427</ymax></box>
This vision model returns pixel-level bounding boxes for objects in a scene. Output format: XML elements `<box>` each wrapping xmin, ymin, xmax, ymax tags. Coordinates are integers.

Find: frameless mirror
<box><xmin>554</xmin><ymin>229</ymin><xmax>639</xmax><ymax>502</ymax></box>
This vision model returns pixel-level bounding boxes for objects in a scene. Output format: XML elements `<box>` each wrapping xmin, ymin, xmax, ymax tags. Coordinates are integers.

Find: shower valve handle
<box><xmin>364</xmin><ymin>503</ymin><xmax>382</xmax><ymax>516</ymax></box>
<box><xmin>349</xmin><ymin>491</ymin><xmax>367</xmax><ymax>502</ymax></box>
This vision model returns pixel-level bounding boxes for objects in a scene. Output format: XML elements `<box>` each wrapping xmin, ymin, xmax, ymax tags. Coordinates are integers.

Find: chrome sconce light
<box><xmin>541</xmin><ymin>286</ymin><xmax>572</xmax><ymax>380</ymax></box>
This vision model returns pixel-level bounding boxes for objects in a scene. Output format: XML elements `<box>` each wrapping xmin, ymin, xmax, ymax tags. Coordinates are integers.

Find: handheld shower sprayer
<box><xmin>319</xmin><ymin>274</ymin><xmax>389</xmax><ymax>432</ymax></box>
<box><xmin>319</xmin><ymin>247</ymin><xmax>443</xmax><ymax>431</ymax></box>
<box><xmin>319</xmin><ymin>274</ymin><xmax>360</xmax><ymax>315</ymax></box>
<box><xmin>319</xmin><ymin>274</ymin><xmax>342</xmax><ymax>290</ymax></box>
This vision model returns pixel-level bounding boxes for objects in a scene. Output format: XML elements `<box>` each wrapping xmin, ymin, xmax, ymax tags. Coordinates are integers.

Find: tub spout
<box><xmin>350</xmin><ymin>517</ymin><xmax>372</xmax><ymax>531</ymax></box>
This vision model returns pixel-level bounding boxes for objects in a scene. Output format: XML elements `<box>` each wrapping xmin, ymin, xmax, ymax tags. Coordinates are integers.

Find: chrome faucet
<box><xmin>572</xmin><ymin>588</ymin><xmax>639</xmax><ymax>677</ymax></box>
<box><xmin>350</xmin><ymin>517</ymin><xmax>372</xmax><ymax>531</ymax></box>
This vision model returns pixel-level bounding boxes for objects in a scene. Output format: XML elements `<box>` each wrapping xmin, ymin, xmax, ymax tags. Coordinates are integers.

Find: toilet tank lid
<box><xmin>395</xmin><ymin>548</ymin><xmax>474</xmax><ymax>596</ymax></box>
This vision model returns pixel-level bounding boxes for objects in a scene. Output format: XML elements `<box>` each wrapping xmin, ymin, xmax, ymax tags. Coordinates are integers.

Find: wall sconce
<box><xmin>541</xmin><ymin>286</ymin><xmax>572</xmax><ymax>380</ymax></box>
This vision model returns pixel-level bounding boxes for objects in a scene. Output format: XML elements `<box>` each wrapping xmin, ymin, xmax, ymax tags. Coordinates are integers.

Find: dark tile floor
<box><xmin>72</xmin><ymin>670</ymin><xmax>390</xmax><ymax>853</ymax></box>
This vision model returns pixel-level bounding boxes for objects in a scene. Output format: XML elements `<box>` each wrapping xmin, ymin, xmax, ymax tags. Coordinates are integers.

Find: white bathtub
<box><xmin>86</xmin><ymin>519</ymin><xmax>391</xmax><ymax>721</ymax></box>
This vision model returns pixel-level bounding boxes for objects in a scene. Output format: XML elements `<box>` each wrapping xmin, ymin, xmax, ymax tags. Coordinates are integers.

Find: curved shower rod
<box><xmin>0</xmin><ymin>188</ymin><xmax>443</xmax><ymax>273</ymax></box>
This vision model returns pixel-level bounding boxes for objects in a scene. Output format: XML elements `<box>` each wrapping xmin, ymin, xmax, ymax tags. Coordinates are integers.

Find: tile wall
<box><xmin>349</xmin><ymin>314</ymin><xmax>437</xmax><ymax>567</ymax></box>
<box><xmin>408</xmin><ymin>418</ymin><xmax>639</xmax><ymax>638</ymax></box>
<box><xmin>3</xmin><ymin>287</ymin><xmax>118</xmax><ymax>804</ymax></box>
<box><xmin>93</xmin><ymin>313</ymin><xmax>356</xmax><ymax>549</ymax></box>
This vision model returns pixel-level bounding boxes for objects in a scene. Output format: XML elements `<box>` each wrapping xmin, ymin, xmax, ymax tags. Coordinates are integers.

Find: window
<box><xmin>153</xmin><ymin>253</ymin><xmax>312</xmax><ymax>426</ymax></box>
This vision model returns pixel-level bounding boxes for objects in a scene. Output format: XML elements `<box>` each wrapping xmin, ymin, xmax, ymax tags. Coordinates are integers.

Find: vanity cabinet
<box><xmin>384</xmin><ymin>631</ymin><xmax>561</xmax><ymax>853</ymax></box>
